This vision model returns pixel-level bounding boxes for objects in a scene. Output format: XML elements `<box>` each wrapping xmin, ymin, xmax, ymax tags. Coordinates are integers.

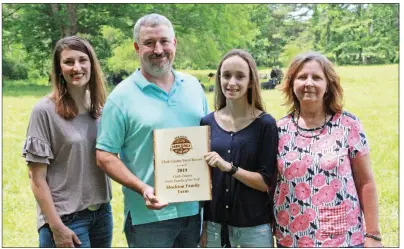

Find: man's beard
<box><xmin>144</xmin><ymin>53</ymin><xmax>173</xmax><ymax>77</ymax></box>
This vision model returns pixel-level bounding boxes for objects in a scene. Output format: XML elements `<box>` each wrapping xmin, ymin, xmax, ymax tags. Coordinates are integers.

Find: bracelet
<box><xmin>227</xmin><ymin>162</ymin><xmax>239</xmax><ymax>176</ymax></box>
<box><xmin>365</xmin><ymin>233</ymin><xmax>382</xmax><ymax>241</ymax></box>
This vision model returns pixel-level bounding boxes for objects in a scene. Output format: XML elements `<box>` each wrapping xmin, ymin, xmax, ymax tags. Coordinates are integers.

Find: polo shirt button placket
<box><xmin>167</xmin><ymin>82</ymin><xmax>178</xmax><ymax>106</ymax></box>
<box><xmin>168</xmin><ymin>94</ymin><xmax>176</xmax><ymax>106</ymax></box>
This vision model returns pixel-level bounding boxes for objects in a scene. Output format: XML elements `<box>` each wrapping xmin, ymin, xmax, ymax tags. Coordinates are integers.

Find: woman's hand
<box><xmin>351</xmin><ymin>154</ymin><xmax>382</xmax><ymax>248</ymax></box>
<box><xmin>204</xmin><ymin>152</ymin><xmax>231</xmax><ymax>172</ymax></box>
<box><xmin>28</xmin><ymin>163</ymin><xmax>81</xmax><ymax>247</ymax></box>
<box><xmin>50</xmin><ymin>223</ymin><xmax>81</xmax><ymax>247</ymax></box>
<box><xmin>364</xmin><ymin>237</ymin><xmax>383</xmax><ymax>248</ymax></box>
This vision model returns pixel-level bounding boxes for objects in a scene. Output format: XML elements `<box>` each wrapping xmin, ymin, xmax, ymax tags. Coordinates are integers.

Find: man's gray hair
<box><xmin>133</xmin><ymin>13</ymin><xmax>175</xmax><ymax>43</ymax></box>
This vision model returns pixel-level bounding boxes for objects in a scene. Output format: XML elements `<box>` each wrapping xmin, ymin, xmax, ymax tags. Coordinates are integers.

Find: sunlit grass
<box><xmin>2</xmin><ymin>64</ymin><xmax>398</xmax><ymax>247</ymax></box>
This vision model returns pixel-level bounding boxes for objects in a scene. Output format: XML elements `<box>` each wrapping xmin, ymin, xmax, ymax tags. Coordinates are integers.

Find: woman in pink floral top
<box><xmin>274</xmin><ymin>52</ymin><xmax>382</xmax><ymax>248</ymax></box>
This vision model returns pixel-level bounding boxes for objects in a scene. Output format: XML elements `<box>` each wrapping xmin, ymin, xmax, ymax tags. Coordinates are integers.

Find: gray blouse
<box><xmin>22</xmin><ymin>96</ymin><xmax>112</xmax><ymax>230</ymax></box>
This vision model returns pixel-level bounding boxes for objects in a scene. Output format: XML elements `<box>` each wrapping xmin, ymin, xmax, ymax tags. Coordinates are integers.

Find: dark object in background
<box><xmin>208</xmin><ymin>85</ymin><xmax>215</xmax><ymax>92</ymax></box>
<box><xmin>261</xmin><ymin>67</ymin><xmax>283</xmax><ymax>90</ymax></box>
<box><xmin>106</xmin><ymin>70</ymin><xmax>131</xmax><ymax>86</ymax></box>
<box><xmin>270</xmin><ymin>67</ymin><xmax>284</xmax><ymax>85</ymax></box>
<box><xmin>261</xmin><ymin>78</ymin><xmax>277</xmax><ymax>90</ymax></box>
<box><xmin>199</xmin><ymin>80</ymin><xmax>207</xmax><ymax>91</ymax></box>
<box><xmin>270</xmin><ymin>68</ymin><xmax>277</xmax><ymax>79</ymax></box>
<box><xmin>207</xmin><ymin>72</ymin><xmax>215</xmax><ymax>82</ymax></box>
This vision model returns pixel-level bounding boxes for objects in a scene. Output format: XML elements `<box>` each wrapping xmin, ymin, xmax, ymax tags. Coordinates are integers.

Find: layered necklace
<box><xmin>293</xmin><ymin>110</ymin><xmax>331</xmax><ymax>139</ymax></box>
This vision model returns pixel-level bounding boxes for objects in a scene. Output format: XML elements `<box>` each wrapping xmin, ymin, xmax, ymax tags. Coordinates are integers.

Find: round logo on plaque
<box><xmin>171</xmin><ymin>136</ymin><xmax>193</xmax><ymax>155</ymax></box>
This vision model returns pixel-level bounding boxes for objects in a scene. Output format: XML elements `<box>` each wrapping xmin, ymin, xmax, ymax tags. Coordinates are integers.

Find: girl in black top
<box><xmin>200</xmin><ymin>49</ymin><xmax>278</xmax><ymax>247</ymax></box>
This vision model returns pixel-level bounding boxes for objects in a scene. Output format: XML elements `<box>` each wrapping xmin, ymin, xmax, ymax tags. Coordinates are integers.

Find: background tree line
<box><xmin>2</xmin><ymin>3</ymin><xmax>399</xmax><ymax>81</ymax></box>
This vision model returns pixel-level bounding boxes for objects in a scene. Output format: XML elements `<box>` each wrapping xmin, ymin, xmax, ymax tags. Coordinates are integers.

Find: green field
<box><xmin>2</xmin><ymin>64</ymin><xmax>398</xmax><ymax>247</ymax></box>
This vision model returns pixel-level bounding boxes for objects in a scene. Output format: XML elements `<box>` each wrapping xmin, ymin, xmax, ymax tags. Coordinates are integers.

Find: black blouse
<box><xmin>200</xmin><ymin>112</ymin><xmax>278</xmax><ymax>229</ymax></box>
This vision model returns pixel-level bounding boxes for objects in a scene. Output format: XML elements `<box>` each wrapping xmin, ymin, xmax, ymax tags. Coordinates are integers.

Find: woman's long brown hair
<box><xmin>214</xmin><ymin>49</ymin><xmax>265</xmax><ymax>115</ymax></box>
<box><xmin>50</xmin><ymin>36</ymin><xmax>106</xmax><ymax>120</ymax></box>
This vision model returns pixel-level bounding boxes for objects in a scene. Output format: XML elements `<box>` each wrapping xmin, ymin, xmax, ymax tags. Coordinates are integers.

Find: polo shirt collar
<box><xmin>134</xmin><ymin>68</ymin><xmax>184</xmax><ymax>90</ymax></box>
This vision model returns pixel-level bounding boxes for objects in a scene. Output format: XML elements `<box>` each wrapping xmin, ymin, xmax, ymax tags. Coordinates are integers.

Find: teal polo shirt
<box><xmin>96</xmin><ymin>68</ymin><xmax>209</xmax><ymax>226</ymax></box>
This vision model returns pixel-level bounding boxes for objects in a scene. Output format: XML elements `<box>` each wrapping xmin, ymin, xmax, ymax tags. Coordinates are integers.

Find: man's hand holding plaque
<box><xmin>141</xmin><ymin>186</ymin><xmax>168</xmax><ymax>210</ymax></box>
<box><xmin>153</xmin><ymin>126</ymin><xmax>212</xmax><ymax>203</ymax></box>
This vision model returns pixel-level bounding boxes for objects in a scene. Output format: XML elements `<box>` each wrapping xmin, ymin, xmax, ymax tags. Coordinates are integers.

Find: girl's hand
<box><xmin>204</xmin><ymin>152</ymin><xmax>231</xmax><ymax>172</ymax></box>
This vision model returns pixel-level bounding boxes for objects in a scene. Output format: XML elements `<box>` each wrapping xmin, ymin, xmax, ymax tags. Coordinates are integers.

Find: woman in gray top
<box><xmin>22</xmin><ymin>36</ymin><xmax>113</xmax><ymax>247</ymax></box>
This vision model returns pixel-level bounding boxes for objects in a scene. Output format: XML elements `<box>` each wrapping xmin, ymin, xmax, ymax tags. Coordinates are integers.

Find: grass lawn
<box><xmin>2</xmin><ymin>64</ymin><xmax>398</xmax><ymax>247</ymax></box>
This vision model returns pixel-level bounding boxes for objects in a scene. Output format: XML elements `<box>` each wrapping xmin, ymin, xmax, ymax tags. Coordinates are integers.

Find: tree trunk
<box><xmin>335</xmin><ymin>50</ymin><xmax>341</xmax><ymax>65</ymax></box>
<box><xmin>66</xmin><ymin>4</ymin><xmax>78</xmax><ymax>36</ymax></box>
<box><xmin>50</xmin><ymin>4</ymin><xmax>64</xmax><ymax>38</ymax></box>
<box><xmin>312</xmin><ymin>5</ymin><xmax>321</xmax><ymax>50</ymax></box>
<box><xmin>357</xmin><ymin>4</ymin><xmax>363</xmax><ymax>65</ymax></box>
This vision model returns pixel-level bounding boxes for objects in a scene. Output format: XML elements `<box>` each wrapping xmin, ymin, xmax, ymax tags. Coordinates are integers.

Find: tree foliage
<box><xmin>2</xmin><ymin>3</ymin><xmax>398</xmax><ymax>81</ymax></box>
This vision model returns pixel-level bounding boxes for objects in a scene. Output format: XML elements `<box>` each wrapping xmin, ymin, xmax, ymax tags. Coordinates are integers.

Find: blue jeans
<box><xmin>39</xmin><ymin>202</ymin><xmax>113</xmax><ymax>248</ymax></box>
<box><xmin>206</xmin><ymin>221</ymin><xmax>274</xmax><ymax>247</ymax></box>
<box><xmin>124</xmin><ymin>212</ymin><xmax>201</xmax><ymax>247</ymax></box>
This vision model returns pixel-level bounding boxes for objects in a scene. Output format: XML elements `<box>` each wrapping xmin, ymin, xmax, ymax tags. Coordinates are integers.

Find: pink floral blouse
<box><xmin>274</xmin><ymin>111</ymin><xmax>370</xmax><ymax>247</ymax></box>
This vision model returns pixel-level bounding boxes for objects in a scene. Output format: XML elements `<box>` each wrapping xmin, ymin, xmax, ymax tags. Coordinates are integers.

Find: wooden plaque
<box><xmin>153</xmin><ymin>126</ymin><xmax>212</xmax><ymax>203</ymax></box>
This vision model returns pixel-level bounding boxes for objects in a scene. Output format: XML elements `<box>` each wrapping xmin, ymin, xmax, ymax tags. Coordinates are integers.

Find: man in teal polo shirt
<box><xmin>96</xmin><ymin>13</ymin><xmax>208</xmax><ymax>247</ymax></box>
